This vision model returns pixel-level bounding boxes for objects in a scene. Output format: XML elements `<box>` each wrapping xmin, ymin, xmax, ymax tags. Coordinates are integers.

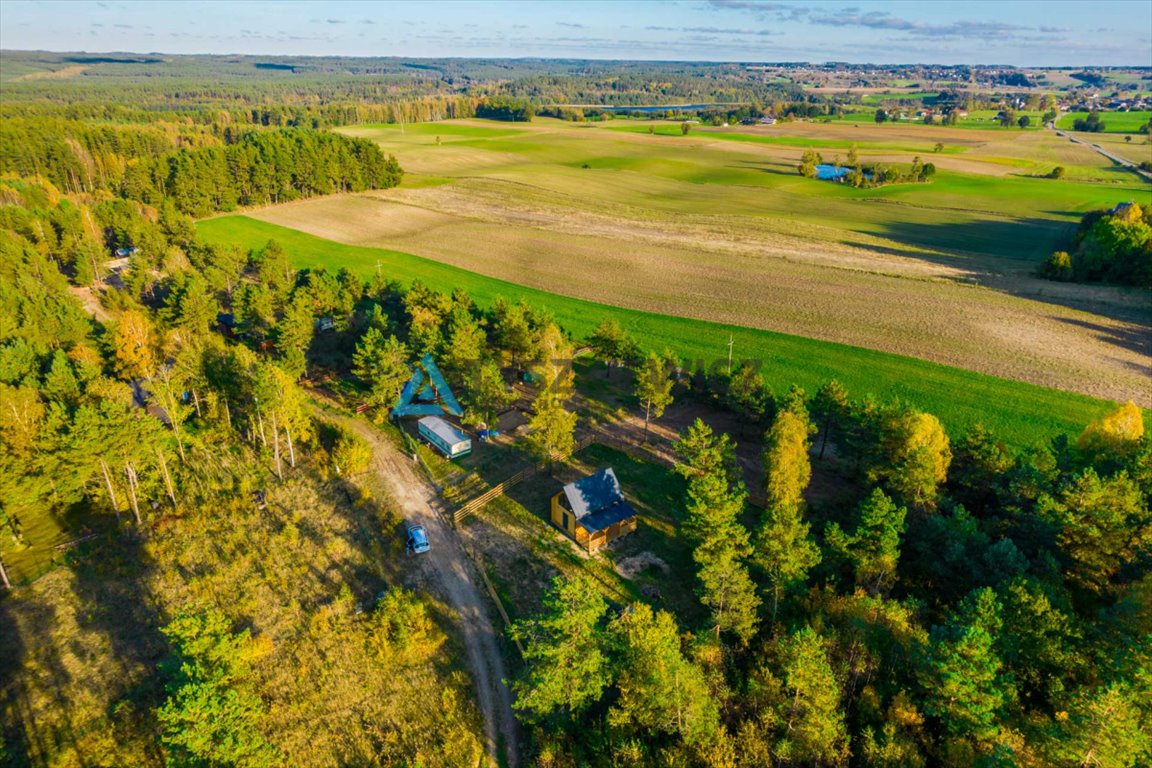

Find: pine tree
<box><xmin>609</xmin><ymin>603</ymin><xmax>719</xmax><ymax>745</ymax></box>
<box><xmin>633</xmin><ymin>352</ymin><xmax>675</xmax><ymax>442</ymax></box>
<box><xmin>352</xmin><ymin>327</ymin><xmax>410</xmax><ymax>410</ymax></box>
<box><xmin>464</xmin><ymin>361</ymin><xmax>513</xmax><ymax>429</ymax></box>
<box><xmin>588</xmin><ymin>317</ymin><xmax>631</xmax><ymax>377</ymax></box>
<box><xmin>524</xmin><ymin>392</ymin><xmax>577</xmax><ymax>466</ymax></box>
<box><xmin>510</xmin><ymin>575</ymin><xmax>611</xmax><ymax>721</ymax></box>
<box><xmin>157</xmin><ymin>608</ymin><xmax>280</xmax><ymax>767</ymax></box>
<box><xmin>1040</xmin><ymin>468</ymin><xmax>1150</xmax><ymax>594</ymax></box>
<box><xmin>674</xmin><ymin>418</ymin><xmax>739</xmax><ymax>485</ymax></box>
<box><xmin>826</xmin><ymin>488</ymin><xmax>907</xmax><ymax>595</ymax></box>
<box><xmin>918</xmin><ymin>588</ymin><xmax>1013</xmax><ymax>742</ymax></box>
<box><xmin>773</xmin><ymin>627</ymin><xmax>849</xmax><ymax>765</ymax></box>
<box><xmin>274</xmin><ymin>295</ymin><xmax>315</xmax><ymax>380</ymax></box>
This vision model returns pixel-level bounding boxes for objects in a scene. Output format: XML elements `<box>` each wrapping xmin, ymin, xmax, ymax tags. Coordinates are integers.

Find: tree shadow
<box><xmin>1051</xmin><ymin>317</ymin><xmax>1152</xmax><ymax>373</ymax></box>
<box><xmin>871</xmin><ymin>217</ymin><xmax>1152</xmax><ymax>329</ymax></box>
<box><xmin>1</xmin><ymin>527</ymin><xmax>167</xmax><ymax>767</ymax></box>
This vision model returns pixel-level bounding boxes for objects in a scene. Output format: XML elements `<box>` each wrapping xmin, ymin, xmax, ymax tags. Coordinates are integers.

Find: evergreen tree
<box><xmin>157</xmin><ymin>608</ymin><xmax>280</xmax><ymax>767</ymax></box>
<box><xmin>464</xmin><ymin>361</ymin><xmax>513</xmax><ymax>429</ymax></box>
<box><xmin>811</xmin><ymin>379</ymin><xmax>849</xmax><ymax>461</ymax></box>
<box><xmin>772</xmin><ymin>627</ymin><xmax>849</xmax><ymax>765</ymax></box>
<box><xmin>351</xmin><ymin>327</ymin><xmax>410</xmax><ymax>410</ymax></box>
<box><xmin>1040</xmin><ymin>468</ymin><xmax>1150</xmax><ymax>594</ymax></box>
<box><xmin>827</xmin><ymin>488</ymin><xmax>907</xmax><ymax>595</ymax></box>
<box><xmin>524</xmin><ymin>392</ymin><xmax>577</xmax><ymax>466</ymax></box>
<box><xmin>918</xmin><ymin>588</ymin><xmax>1014</xmax><ymax>742</ymax></box>
<box><xmin>633</xmin><ymin>352</ymin><xmax>675</xmax><ymax>442</ymax></box>
<box><xmin>609</xmin><ymin>603</ymin><xmax>720</xmax><ymax>746</ymax></box>
<box><xmin>510</xmin><ymin>575</ymin><xmax>611</xmax><ymax>722</ymax></box>
<box><xmin>274</xmin><ymin>295</ymin><xmax>315</xmax><ymax>380</ymax></box>
<box><xmin>588</xmin><ymin>317</ymin><xmax>634</xmax><ymax>377</ymax></box>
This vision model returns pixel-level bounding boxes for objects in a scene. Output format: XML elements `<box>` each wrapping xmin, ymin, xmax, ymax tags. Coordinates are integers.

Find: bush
<box><xmin>1040</xmin><ymin>251</ymin><xmax>1073</xmax><ymax>281</ymax></box>
<box><xmin>1048</xmin><ymin>166</ymin><xmax>1066</xmax><ymax>179</ymax></box>
<box><xmin>1045</xmin><ymin>204</ymin><xmax>1152</xmax><ymax>286</ymax></box>
<box><xmin>1072</xmin><ymin>112</ymin><xmax>1106</xmax><ymax>133</ymax></box>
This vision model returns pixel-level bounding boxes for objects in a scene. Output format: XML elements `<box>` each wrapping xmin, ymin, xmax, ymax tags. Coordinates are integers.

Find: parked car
<box><xmin>406</xmin><ymin>525</ymin><xmax>430</xmax><ymax>554</ymax></box>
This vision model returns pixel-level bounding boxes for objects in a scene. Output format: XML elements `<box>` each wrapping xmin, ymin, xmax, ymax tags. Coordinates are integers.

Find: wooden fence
<box><xmin>453</xmin><ymin>466</ymin><xmax>535</xmax><ymax>524</ymax></box>
<box><xmin>451</xmin><ymin>434</ymin><xmax>596</xmax><ymax>525</ymax></box>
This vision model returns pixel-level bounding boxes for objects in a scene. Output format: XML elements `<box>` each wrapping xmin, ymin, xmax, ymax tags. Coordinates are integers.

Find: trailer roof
<box><xmin>418</xmin><ymin>416</ymin><xmax>469</xmax><ymax>446</ymax></box>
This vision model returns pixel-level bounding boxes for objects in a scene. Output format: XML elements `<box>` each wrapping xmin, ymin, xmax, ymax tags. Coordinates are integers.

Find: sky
<box><xmin>2</xmin><ymin>0</ymin><xmax>1150</xmax><ymax>66</ymax></box>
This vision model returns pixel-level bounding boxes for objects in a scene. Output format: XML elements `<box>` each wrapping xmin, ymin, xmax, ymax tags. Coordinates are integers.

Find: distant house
<box><xmin>417</xmin><ymin>416</ymin><xmax>471</xmax><ymax>459</ymax></box>
<box><xmin>114</xmin><ymin>246</ymin><xmax>138</xmax><ymax>258</ymax></box>
<box><xmin>760</xmin><ymin>116</ymin><xmax>777</xmax><ymax>125</ymax></box>
<box><xmin>1110</xmin><ymin>201</ymin><xmax>1139</xmax><ymax>219</ymax></box>
<box><xmin>315</xmin><ymin>316</ymin><xmax>335</xmax><ymax>333</ymax></box>
<box><xmin>551</xmin><ymin>467</ymin><xmax>638</xmax><ymax>553</ymax></box>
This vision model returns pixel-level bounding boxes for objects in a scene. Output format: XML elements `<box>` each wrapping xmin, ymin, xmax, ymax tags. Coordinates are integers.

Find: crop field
<box><xmin>198</xmin><ymin>215</ymin><xmax>1141</xmax><ymax>448</ymax></box>
<box><xmin>1056</xmin><ymin>110</ymin><xmax>1152</xmax><ymax>134</ymax></box>
<box><xmin>218</xmin><ymin>117</ymin><xmax>1151</xmax><ymax>408</ymax></box>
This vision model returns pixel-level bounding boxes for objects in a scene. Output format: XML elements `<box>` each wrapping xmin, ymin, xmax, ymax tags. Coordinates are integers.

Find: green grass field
<box><xmin>1056</xmin><ymin>111</ymin><xmax>1152</xmax><ymax>134</ymax></box>
<box><xmin>606</xmin><ymin>123</ymin><xmax>970</xmax><ymax>153</ymax></box>
<box><xmin>821</xmin><ymin>110</ymin><xmax>1051</xmax><ymax>130</ymax></box>
<box><xmin>197</xmin><ymin>215</ymin><xmax>1130</xmax><ymax>448</ymax></box>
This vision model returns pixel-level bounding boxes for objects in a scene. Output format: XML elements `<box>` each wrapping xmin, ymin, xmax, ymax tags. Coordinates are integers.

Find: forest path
<box><xmin>317</xmin><ymin>403</ymin><xmax>519</xmax><ymax>768</ymax></box>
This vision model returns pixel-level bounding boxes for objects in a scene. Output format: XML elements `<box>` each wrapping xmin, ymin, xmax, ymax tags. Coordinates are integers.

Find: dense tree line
<box><xmin>0</xmin><ymin>120</ymin><xmax>402</xmax><ymax>215</ymax></box>
<box><xmin>798</xmin><ymin>146</ymin><xmax>936</xmax><ymax>187</ymax></box>
<box><xmin>509</xmin><ymin>383</ymin><xmax>1150</xmax><ymax>766</ymax></box>
<box><xmin>1041</xmin><ymin>202</ymin><xmax>1152</xmax><ymax>286</ymax></box>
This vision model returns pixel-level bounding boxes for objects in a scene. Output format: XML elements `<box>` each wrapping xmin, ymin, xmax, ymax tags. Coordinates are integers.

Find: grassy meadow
<box><xmin>1056</xmin><ymin>110</ymin><xmax>1152</xmax><ymax>134</ymax></box>
<box><xmin>231</xmin><ymin>117</ymin><xmax>1150</xmax><ymax>408</ymax></box>
<box><xmin>198</xmin><ymin>215</ymin><xmax>1132</xmax><ymax>448</ymax></box>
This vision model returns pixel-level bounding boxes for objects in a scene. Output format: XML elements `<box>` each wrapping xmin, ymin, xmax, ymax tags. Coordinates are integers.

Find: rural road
<box><xmin>1051</xmin><ymin>123</ymin><xmax>1152</xmax><ymax>181</ymax></box>
<box><xmin>319</xmin><ymin>404</ymin><xmax>520</xmax><ymax>767</ymax></box>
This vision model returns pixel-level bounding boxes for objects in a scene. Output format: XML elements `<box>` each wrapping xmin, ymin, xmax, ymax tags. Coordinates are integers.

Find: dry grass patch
<box><xmin>248</xmin><ymin>185</ymin><xmax>1151</xmax><ymax>406</ymax></box>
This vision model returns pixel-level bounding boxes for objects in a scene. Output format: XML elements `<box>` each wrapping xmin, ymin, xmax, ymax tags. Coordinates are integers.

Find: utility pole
<box><xmin>726</xmin><ymin>334</ymin><xmax>734</xmax><ymax>375</ymax></box>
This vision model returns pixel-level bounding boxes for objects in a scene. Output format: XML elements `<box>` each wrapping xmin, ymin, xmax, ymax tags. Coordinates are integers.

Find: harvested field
<box><xmin>214</xmin><ymin>116</ymin><xmax>1149</xmax><ymax>415</ymax></box>
<box><xmin>198</xmin><ymin>216</ymin><xmax>1139</xmax><ymax>447</ymax></box>
<box><xmin>245</xmin><ymin>183</ymin><xmax>1151</xmax><ymax>407</ymax></box>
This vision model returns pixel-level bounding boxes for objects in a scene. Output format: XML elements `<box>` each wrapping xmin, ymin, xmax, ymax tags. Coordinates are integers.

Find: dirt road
<box><xmin>324</xmin><ymin>407</ymin><xmax>519</xmax><ymax>767</ymax></box>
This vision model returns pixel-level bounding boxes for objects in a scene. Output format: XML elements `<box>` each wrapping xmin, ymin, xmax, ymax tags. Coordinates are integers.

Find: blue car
<box><xmin>406</xmin><ymin>525</ymin><xmax>430</xmax><ymax>554</ymax></box>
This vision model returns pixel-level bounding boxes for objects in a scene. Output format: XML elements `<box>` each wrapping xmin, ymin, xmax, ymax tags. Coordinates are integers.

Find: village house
<box><xmin>550</xmin><ymin>467</ymin><xmax>638</xmax><ymax>553</ymax></box>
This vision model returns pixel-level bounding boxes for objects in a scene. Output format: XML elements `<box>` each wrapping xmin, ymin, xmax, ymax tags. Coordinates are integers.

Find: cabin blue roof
<box><xmin>578</xmin><ymin>500</ymin><xmax>637</xmax><ymax>534</ymax></box>
<box><xmin>563</xmin><ymin>468</ymin><xmax>635</xmax><ymax>533</ymax></box>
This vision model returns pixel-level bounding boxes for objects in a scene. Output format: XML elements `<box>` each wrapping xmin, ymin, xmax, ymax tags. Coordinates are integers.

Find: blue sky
<box><xmin>2</xmin><ymin>1</ymin><xmax>1149</xmax><ymax>66</ymax></box>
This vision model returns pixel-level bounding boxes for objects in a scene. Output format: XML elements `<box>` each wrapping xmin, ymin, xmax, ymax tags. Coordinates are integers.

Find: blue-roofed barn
<box><xmin>551</xmin><ymin>467</ymin><xmax>638</xmax><ymax>553</ymax></box>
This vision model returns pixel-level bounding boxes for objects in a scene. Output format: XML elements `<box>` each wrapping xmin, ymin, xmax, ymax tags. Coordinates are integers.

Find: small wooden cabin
<box><xmin>550</xmin><ymin>468</ymin><xmax>637</xmax><ymax>553</ymax></box>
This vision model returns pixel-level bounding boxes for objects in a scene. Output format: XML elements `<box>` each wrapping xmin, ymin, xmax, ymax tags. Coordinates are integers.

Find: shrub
<box><xmin>1040</xmin><ymin>251</ymin><xmax>1073</xmax><ymax>281</ymax></box>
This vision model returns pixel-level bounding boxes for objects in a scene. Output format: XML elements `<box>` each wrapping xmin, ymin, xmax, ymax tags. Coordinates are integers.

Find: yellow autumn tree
<box><xmin>877</xmin><ymin>410</ymin><xmax>952</xmax><ymax>509</ymax></box>
<box><xmin>531</xmin><ymin>323</ymin><xmax>575</xmax><ymax>400</ymax></box>
<box><xmin>764</xmin><ymin>409</ymin><xmax>813</xmax><ymax>513</ymax></box>
<box><xmin>1078</xmin><ymin>401</ymin><xmax>1145</xmax><ymax>456</ymax></box>
<box><xmin>113</xmin><ymin>308</ymin><xmax>156</xmax><ymax>380</ymax></box>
